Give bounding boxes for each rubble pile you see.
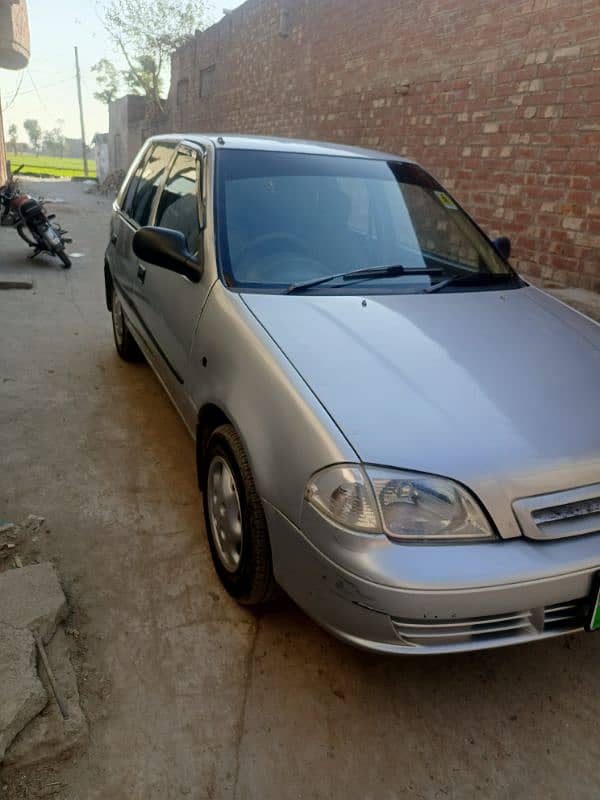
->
[97,170,125,196]
[0,518,87,770]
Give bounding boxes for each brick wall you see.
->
[162,0,599,288]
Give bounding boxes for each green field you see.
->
[5,152,97,178]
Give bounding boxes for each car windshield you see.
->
[215,149,517,294]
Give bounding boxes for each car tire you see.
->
[202,424,275,605]
[111,287,143,362]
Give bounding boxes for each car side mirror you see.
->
[492,235,511,261]
[133,226,202,283]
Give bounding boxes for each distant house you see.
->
[63,137,92,160]
[107,94,166,173]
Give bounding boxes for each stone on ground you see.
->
[0,563,67,643]
[0,623,48,762]
[0,275,34,290]
[4,628,88,768]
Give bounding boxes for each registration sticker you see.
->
[434,191,458,210]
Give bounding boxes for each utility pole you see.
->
[74,46,89,177]
[0,89,7,185]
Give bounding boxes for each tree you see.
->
[23,118,42,154]
[99,0,208,114]
[92,58,120,105]
[8,123,18,154]
[121,55,163,98]
[42,127,66,157]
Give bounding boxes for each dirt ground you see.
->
[1,180,599,800]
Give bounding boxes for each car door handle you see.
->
[111,233,118,244]
[137,264,146,284]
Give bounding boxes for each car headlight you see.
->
[305,464,496,542]
[304,465,380,532]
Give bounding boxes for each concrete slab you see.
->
[0,564,67,643]
[0,624,47,763]
[4,628,88,769]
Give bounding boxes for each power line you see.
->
[27,69,52,116]
[1,71,25,112]
[2,76,74,104]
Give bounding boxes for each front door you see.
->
[143,145,213,429]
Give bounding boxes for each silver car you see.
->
[105,134,600,654]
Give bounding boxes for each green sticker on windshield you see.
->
[435,191,458,210]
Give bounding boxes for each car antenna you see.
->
[217,136,225,145]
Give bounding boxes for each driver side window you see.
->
[128,143,175,227]
[155,150,202,256]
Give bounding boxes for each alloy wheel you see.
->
[207,455,243,573]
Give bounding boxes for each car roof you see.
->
[147,133,411,162]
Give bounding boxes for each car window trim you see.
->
[177,143,206,231]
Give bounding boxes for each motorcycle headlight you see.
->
[305,465,496,542]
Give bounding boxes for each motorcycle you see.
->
[0,166,72,269]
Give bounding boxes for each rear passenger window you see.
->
[121,157,146,217]
[129,143,175,227]
[155,151,201,254]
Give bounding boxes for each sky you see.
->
[0,0,243,144]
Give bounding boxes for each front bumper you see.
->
[264,502,600,654]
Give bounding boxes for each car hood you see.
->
[242,286,600,537]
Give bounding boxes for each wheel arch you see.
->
[196,403,233,488]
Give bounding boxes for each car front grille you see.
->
[543,600,585,631]
[532,497,600,538]
[513,483,600,540]
[391,599,585,649]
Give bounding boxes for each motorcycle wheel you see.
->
[57,248,71,269]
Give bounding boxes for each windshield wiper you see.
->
[285,264,444,294]
[425,272,520,294]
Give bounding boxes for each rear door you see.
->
[143,144,212,427]
[109,145,148,297]
[116,141,177,342]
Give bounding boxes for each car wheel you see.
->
[111,287,143,362]
[203,424,275,605]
